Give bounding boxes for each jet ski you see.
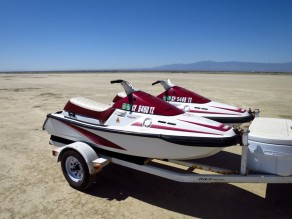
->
[43,80,240,160]
[152,79,255,126]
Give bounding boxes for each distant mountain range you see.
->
[151,61,292,72]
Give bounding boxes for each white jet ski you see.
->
[152,79,255,126]
[43,80,240,160]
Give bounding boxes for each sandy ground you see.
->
[0,73,292,219]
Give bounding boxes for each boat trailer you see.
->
[51,127,292,191]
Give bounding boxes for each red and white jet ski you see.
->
[43,80,240,160]
[152,79,255,126]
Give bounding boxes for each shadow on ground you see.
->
[84,155,292,219]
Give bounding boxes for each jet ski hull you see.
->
[44,113,239,160]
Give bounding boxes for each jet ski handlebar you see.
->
[110,80,124,84]
[151,79,174,90]
[110,79,137,95]
[152,80,164,86]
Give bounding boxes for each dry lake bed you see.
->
[1,72,292,218]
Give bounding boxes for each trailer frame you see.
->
[52,127,292,188]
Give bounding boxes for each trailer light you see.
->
[52,150,58,156]
[93,163,102,171]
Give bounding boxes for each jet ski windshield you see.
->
[113,90,184,116]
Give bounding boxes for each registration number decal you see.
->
[122,103,155,114]
[164,95,192,103]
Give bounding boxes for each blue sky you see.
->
[0,0,292,71]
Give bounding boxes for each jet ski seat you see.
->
[117,91,126,98]
[112,91,127,103]
[64,97,115,122]
[70,97,110,112]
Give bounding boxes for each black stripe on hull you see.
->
[161,134,240,147]
[205,114,254,124]
[50,135,147,165]
[50,135,74,145]
[46,113,240,148]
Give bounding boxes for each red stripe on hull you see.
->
[131,122,142,127]
[149,124,221,136]
[65,123,126,150]
[211,106,246,113]
[178,119,231,131]
[131,121,221,135]
[189,110,237,115]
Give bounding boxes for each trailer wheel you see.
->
[61,150,96,190]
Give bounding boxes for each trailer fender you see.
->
[53,142,100,175]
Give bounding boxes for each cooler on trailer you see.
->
[247,117,292,176]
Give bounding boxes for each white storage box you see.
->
[247,117,292,176]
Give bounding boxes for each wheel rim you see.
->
[65,156,84,183]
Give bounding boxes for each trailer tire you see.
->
[61,150,96,190]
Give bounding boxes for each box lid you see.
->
[248,117,292,146]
